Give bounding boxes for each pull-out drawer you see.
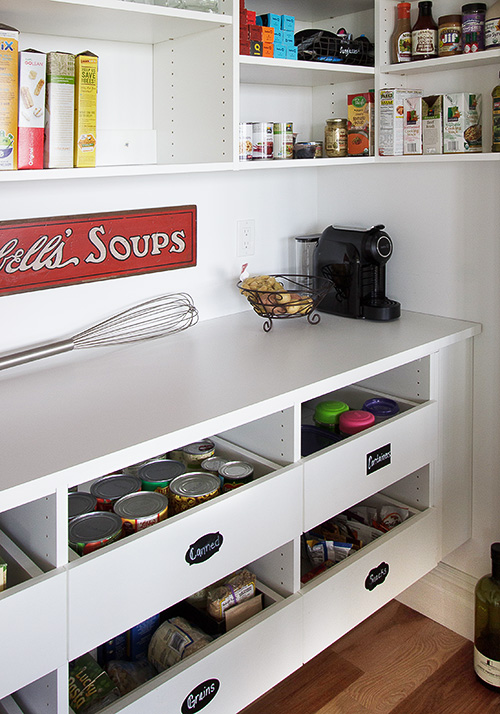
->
[99,587,303,714]
[0,565,66,700]
[303,399,437,531]
[301,501,439,663]
[68,442,301,658]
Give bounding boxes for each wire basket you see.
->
[295,29,375,66]
[238,274,332,332]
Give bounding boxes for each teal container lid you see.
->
[314,400,350,425]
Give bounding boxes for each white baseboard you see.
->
[396,562,476,641]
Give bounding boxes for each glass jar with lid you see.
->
[325,118,347,157]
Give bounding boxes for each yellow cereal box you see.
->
[0,24,19,170]
[74,51,98,168]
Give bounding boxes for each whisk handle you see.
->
[0,339,75,371]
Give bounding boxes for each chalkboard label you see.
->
[185,532,223,565]
[366,443,391,475]
[365,562,389,591]
[181,679,220,714]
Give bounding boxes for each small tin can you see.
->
[114,491,169,535]
[201,456,228,487]
[239,122,253,161]
[90,473,141,511]
[122,453,167,478]
[69,511,123,555]
[219,460,254,491]
[272,122,294,159]
[325,118,347,157]
[252,121,273,160]
[68,491,97,521]
[139,458,186,495]
[181,440,216,469]
[168,472,220,515]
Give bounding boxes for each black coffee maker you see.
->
[314,224,401,320]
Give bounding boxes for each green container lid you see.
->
[314,400,350,426]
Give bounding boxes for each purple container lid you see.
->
[362,397,400,418]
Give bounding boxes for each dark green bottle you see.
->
[474,542,500,690]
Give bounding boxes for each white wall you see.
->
[317,160,500,580]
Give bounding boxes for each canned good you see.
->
[122,453,167,478]
[114,491,169,534]
[239,122,253,161]
[90,473,141,511]
[219,460,254,491]
[293,141,323,159]
[181,439,216,468]
[325,118,347,157]
[69,511,123,555]
[139,458,186,495]
[252,122,273,160]
[68,491,97,520]
[201,456,228,487]
[168,472,220,515]
[272,122,293,159]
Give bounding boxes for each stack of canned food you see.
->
[239,121,325,161]
[68,439,256,555]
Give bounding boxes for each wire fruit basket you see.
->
[238,274,332,332]
[294,29,375,66]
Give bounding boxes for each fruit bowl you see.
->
[238,274,332,332]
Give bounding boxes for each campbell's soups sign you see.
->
[0,205,197,295]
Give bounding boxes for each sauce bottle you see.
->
[485,0,500,48]
[391,2,412,63]
[492,73,500,152]
[411,1,438,60]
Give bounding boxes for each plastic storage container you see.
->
[313,400,350,431]
[339,409,375,436]
[362,397,400,422]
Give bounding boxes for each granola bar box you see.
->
[44,51,75,168]
[18,49,46,169]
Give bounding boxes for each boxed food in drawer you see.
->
[301,493,439,662]
[302,386,437,531]
[67,440,301,658]
[73,581,302,714]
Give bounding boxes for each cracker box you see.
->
[379,88,423,156]
[44,51,75,168]
[403,96,422,154]
[422,95,443,155]
[0,23,19,170]
[443,93,482,153]
[347,91,374,156]
[18,49,46,170]
[74,51,98,168]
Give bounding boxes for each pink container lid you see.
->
[339,409,375,435]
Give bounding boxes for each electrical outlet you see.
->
[237,219,255,256]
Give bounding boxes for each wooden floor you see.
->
[239,600,500,714]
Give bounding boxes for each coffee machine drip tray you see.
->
[314,224,401,321]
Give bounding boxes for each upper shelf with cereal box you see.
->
[0,0,232,44]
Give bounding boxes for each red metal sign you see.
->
[0,205,197,296]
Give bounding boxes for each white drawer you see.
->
[0,569,67,699]
[68,462,301,658]
[303,401,437,531]
[100,590,303,714]
[301,504,439,662]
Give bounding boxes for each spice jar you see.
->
[324,118,347,157]
[462,3,486,53]
[438,14,462,55]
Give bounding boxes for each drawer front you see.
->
[0,570,67,699]
[303,402,437,531]
[103,594,303,714]
[302,507,439,662]
[68,465,301,658]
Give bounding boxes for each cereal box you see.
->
[0,23,19,170]
[443,93,482,153]
[347,91,374,156]
[403,96,422,155]
[379,88,423,156]
[18,49,46,170]
[0,556,6,591]
[74,51,98,168]
[422,95,443,155]
[44,51,75,169]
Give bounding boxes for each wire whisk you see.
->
[0,293,199,371]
